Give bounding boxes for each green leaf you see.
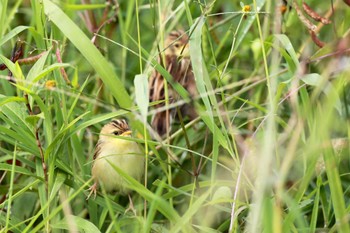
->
[49,173,66,200]
[107,161,181,223]
[0,26,29,46]
[190,17,212,114]
[274,34,299,72]
[323,148,350,232]
[134,74,149,120]
[25,113,44,127]
[51,215,101,233]
[44,111,90,161]
[63,3,106,11]
[43,0,132,109]
[300,73,321,86]
[190,17,232,154]
[32,63,71,84]
[301,73,342,114]
[0,164,42,180]
[0,94,34,135]
[0,54,24,80]
[0,96,26,107]
[26,51,50,87]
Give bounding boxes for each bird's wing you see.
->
[149,57,175,103]
[93,140,102,161]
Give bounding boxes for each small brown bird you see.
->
[87,119,144,206]
[149,30,197,136]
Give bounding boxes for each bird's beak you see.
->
[121,130,132,136]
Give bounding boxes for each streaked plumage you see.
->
[87,119,144,199]
[149,30,197,136]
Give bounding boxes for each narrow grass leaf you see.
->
[32,63,71,84]
[49,173,66,199]
[310,176,321,233]
[145,178,166,233]
[26,179,92,233]
[0,0,8,36]
[190,17,235,160]
[0,214,25,233]
[323,148,350,232]
[43,0,132,109]
[0,26,29,46]
[63,3,106,10]
[0,96,26,106]
[0,164,41,179]
[44,111,90,161]
[5,144,17,231]
[26,51,50,85]
[190,17,212,113]
[274,34,299,72]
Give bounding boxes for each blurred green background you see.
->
[1,0,350,232]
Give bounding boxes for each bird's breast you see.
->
[92,140,144,194]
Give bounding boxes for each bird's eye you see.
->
[113,131,120,136]
[174,43,181,48]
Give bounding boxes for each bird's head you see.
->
[164,30,190,58]
[100,119,132,140]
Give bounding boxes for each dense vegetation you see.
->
[1,0,350,232]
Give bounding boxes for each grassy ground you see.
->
[1,0,350,232]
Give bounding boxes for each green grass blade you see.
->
[43,0,132,109]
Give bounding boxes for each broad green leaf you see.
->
[0,55,24,80]
[134,74,149,120]
[0,94,34,135]
[300,73,322,86]
[25,113,45,127]
[190,17,212,113]
[51,215,101,233]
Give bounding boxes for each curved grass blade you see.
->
[43,0,132,109]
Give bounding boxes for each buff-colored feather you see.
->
[87,119,144,199]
